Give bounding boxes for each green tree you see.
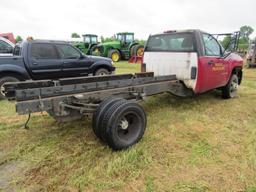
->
[15,35,23,42]
[238,25,254,49]
[71,33,80,38]
[220,36,231,49]
[240,25,254,40]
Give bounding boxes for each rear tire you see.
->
[108,49,121,62]
[94,68,110,76]
[222,74,239,99]
[101,100,147,150]
[92,97,124,140]
[133,45,144,57]
[0,76,19,100]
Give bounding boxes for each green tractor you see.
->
[92,32,144,62]
[74,34,98,55]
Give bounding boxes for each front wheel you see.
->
[0,76,20,100]
[108,49,121,62]
[221,74,239,99]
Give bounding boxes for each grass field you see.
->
[0,61,256,191]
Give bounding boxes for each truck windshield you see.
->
[145,33,195,52]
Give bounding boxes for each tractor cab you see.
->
[116,32,134,48]
[74,34,98,55]
[83,34,98,45]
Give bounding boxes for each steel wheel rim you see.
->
[230,78,238,97]
[116,112,142,143]
[98,71,107,76]
[112,53,119,62]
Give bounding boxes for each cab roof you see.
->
[82,34,98,37]
[117,32,134,35]
[152,29,206,36]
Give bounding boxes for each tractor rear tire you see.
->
[108,49,121,62]
[100,100,147,150]
[133,45,144,57]
[0,76,20,100]
[221,74,239,99]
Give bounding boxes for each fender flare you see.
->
[89,61,114,74]
[0,64,30,80]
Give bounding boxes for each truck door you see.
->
[28,43,62,79]
[199,33,228,92]
[56,44,92,77]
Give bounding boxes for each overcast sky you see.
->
[1,0,255,40]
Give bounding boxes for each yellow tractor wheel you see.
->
[108,50,121,62]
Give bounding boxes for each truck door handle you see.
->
[208,61,215,65]
[32,62,38,65]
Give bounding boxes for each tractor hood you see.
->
[98,41,120,46]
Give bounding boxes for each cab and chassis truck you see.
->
[3,30,243,150]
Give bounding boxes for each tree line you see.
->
[15,25,255,49]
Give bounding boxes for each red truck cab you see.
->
[143,29,243,98]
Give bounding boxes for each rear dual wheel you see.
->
[92,98,146,150]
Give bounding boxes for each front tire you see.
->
[0,76,20,100]
[222,74,239,99]
[108,49,121,62]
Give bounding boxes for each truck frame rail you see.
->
[3,72,177,150]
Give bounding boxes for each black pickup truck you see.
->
[0,40,115,99]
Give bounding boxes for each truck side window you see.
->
[0,40,13,53]
[56,44,81,59]
[203,34,221,56]
[31,43,58,60]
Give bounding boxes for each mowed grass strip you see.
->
[0,62,255,191]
